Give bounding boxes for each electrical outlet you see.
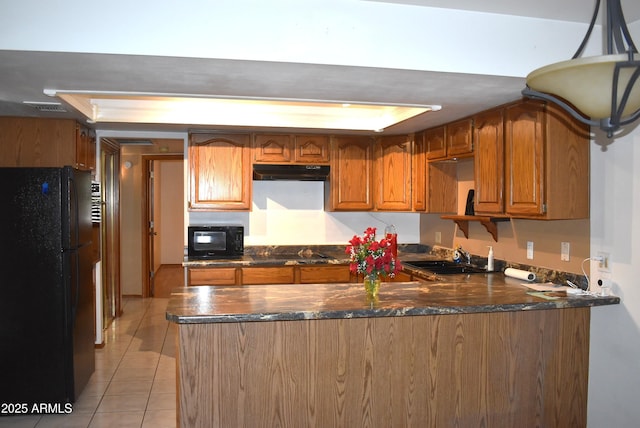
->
[561,242,570,261]
[597,251,611,272]
[435,231,442,244]
[526,241,534,260]
[590,256,613,295]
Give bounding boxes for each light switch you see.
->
[561,242,570,261]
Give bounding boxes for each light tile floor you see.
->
[0,297,176,428]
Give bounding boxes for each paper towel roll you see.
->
[504,267,536,282]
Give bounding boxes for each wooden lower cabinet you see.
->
[242,266,295,285]
[188,267,239,286]
[298,265,352,283]
[176,307,590,427]
[187,265,356,286]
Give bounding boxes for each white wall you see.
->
[588,124,640,426]
[189,180,421,246]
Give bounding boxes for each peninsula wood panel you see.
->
[176,308,590,427]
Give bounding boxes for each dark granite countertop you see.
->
[182,244,434,267]
[166,274,620,324]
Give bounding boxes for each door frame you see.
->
[141,154,183,298]
[99,138,122,322]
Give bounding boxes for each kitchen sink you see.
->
[403,260,486,274]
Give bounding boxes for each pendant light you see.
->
[522,0,640,138]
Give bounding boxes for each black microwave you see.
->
[187,225,244,259]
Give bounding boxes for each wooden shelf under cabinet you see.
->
[441,215,510,242]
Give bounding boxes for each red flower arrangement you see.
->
[345,227,402,279]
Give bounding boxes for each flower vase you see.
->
[364,275,381,299]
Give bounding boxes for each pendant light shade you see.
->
[523,0,640,138]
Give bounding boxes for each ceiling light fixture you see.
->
[522,0,640,138]
[45,90,441,132]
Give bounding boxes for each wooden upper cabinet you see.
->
[0,117,95,169]
[446,118,474,158]
[253,134,292,163]
[473,108,505,214]
[425,126,446,160]
[412,131,427,211]
[504,100,589,219]
[427,162,457,213]
[189,133,252,211]
[374,135,412,211]
[253,133,329,164]
[294,135,329,164]
[75,123,96,170]
[327,135,374,211]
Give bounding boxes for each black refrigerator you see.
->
[0,166,95,409]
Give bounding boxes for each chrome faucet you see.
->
[454,246,471,264]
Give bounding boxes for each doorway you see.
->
[142,154,184,297]
[100,138,122,325]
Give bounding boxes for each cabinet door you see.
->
[189,133,251,210]
[446,118,474,157]
[327,136,374,211]
[0,117,76,167]
[253,134,292,163]
[74,124,96,170]
[473,109,504,214]
[385,271,412,282]
[412,131,427,211]
[294,135,329,164]
[188,267,239,286]
[425,126,446,160]
[299,265,353,283]
[374,135,412,211]
[504,101,545,216]
[241,266,295,285]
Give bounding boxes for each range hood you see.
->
[252,164,330,181]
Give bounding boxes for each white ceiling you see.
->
[1,1,639,135]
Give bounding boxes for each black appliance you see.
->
[188,225,244,259]
[0,166,95,410]
[252,164,330,181]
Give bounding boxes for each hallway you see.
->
[0,297,176,428]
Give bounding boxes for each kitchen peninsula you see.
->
[166,273,618,427]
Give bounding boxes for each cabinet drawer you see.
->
[299,265,352,283]
[242,266,295,285]
[386,271,412,282]
[188,267,238,286]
